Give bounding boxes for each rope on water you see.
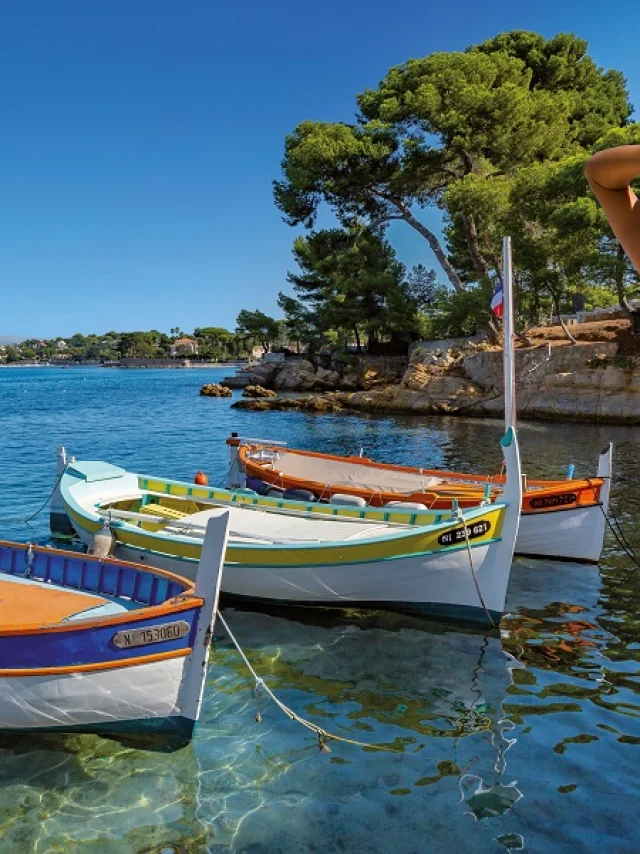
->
[0,465,68,526]
[456,509,497,629]
[217,613,404,754]
[608,504,639,563]
[598,501,640,569]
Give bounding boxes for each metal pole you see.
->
[502,237,516,432]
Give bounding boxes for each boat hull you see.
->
[519,504,607,563]
[71,530,509,626]
[0,656,196,737]
[0,521,229,738]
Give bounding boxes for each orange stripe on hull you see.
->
[0,647,191,678]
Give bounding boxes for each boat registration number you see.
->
[112,621,190,650]
[529,493,577,510]
[438,520,491,546]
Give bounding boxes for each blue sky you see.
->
[1,0,638,338]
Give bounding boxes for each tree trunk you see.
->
[614,243,640,334]
[397,207,466,293]
[461,214,491,279]
[486,319,502,345]
[353,326,361,353]
[549,289,577,344]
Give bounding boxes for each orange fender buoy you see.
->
[194,471,208,486]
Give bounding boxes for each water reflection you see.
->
[0,606,523,852]
[2,369,640,850]
[191,607,524,849]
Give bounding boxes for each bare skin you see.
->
[584,145,640,273]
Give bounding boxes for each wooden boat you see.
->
[234,439,612,563]
[233,238,612,565]
[56,428,522,625]
[0,513,229,738]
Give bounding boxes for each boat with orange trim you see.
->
[233,437,612,563]
[231,237,612,565]
[0,512,228,739]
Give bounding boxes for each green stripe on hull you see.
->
[1,714,196,742]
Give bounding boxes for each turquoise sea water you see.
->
[1,365,639,853]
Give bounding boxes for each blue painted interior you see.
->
[0,543,188,606]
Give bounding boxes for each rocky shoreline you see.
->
[223,323,640,424]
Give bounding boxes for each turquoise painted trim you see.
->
[134,471,453,525]
[2,714,196,740]
[500,427,515,448]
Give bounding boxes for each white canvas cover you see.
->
[264,452,443,495]
[166,506,397,545]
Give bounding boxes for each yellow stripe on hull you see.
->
[65,500,505,568]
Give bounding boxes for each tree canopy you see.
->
[274,30,634,337]
[284,226,419,351]
[236,309,281,352]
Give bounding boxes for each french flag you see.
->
[491,277,504,318]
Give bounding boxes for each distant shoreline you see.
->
[0,361,248,370]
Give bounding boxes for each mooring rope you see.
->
[607,504,639,563]
[456,509,497,629]
[0,465,68,526]
[598,502,640,569]
[217,612,405,754]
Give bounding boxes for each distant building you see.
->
[56,340,68,350]
[170,337,198,357]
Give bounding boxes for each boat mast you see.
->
[502,236,516,432]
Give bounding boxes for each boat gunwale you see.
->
[239,443,605,506]
[63,479,508,554]
[0,540,203,636]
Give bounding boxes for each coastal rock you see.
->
[242,384,277,398]
[246,363,279,387]
[313,366,341,389]
[199,383,232,397]
[232,393,344,413]
[221,333,640,423]
[273,359,317,391]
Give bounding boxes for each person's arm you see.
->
[584,145,640,272]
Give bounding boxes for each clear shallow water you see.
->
[0,366,639,852]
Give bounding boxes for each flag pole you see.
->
[502,236,516,432]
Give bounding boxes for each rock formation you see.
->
[200,383,233,397]
[242,385,277,398]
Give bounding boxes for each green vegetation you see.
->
[281,226,422,352]
[0,329,257,364]
[269,30,639,342]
